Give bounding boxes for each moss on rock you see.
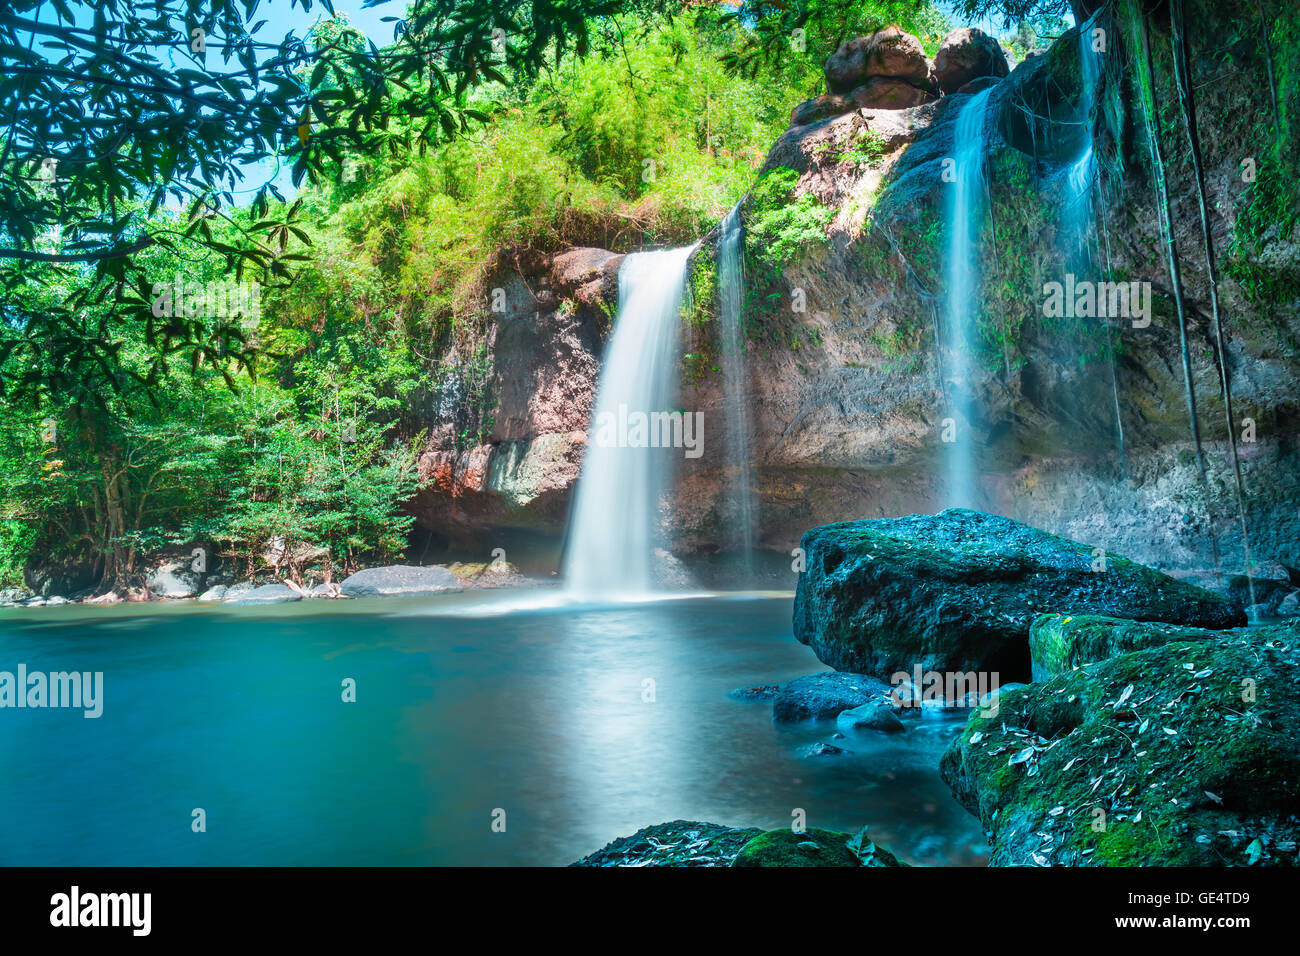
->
[941,621,1300,866]
[732,826,907,867]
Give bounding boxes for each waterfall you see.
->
[564,245,695,599]
[718,203,757,570]
[1063,17,1102,265]
[942,86,992,510]
[1061,16,1127,474]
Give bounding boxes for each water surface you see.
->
[0,592,986,866]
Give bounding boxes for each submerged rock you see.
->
[727,683,783,701]
[733,827,907,867]
[940,622,1300,866]
[836,701,906,733]
[799,741,851,758]
[338,565,460,598]
[571,820,761,867]
[772,672,894,722]
[793,509,1245,679]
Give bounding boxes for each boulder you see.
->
[1228,562,1297,615]
[836,701,906,733]
[846,76,936,110]
[222,584,302,605]
[1279,591,1300,617]
[933,27,1010,94]
[825,27,930,94]
[145,559,201,598]
[447,560,529,589]
[571,821,762,867]
[549,247,624,314]
[940,622,1300,866]
[790,93,851,127]
[793,509,1245,680]
[1030,613,1225,680]
[197,585,228,602]
[733,827,907,867]
[799,741,850,757]
[338,565,460,598]
[772,671,894,722]
[0,586,33,605]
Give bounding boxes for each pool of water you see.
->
[0,591,987,866]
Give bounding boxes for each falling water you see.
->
[942,86,993,510]
[718,204,757,571]
[564,245,695,599]
[1062,16,1102,264]
[1061,15,1126,474]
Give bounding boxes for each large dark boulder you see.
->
[933,27,1010,94]
[825,27,930,94]
[941,622,1300,865]
[793,509,1245,679]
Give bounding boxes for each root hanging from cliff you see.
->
[1129,1,1223,584]
[1170,0,1257,604]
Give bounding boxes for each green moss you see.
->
[732,826,906,867]
[945,624,1300,866]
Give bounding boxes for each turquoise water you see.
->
[0,591,987,866]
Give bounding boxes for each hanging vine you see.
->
[1169,0,1257,602]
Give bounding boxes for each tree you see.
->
[0,0,628,403]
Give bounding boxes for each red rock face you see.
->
[406,249,618,544]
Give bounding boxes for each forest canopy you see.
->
[0,0,1024,590]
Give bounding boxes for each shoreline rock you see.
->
[940,621,1300,866]
[571,820,908,867]
[793,509,1246,680]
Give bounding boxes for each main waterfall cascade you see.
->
[942,86,993,510]
[564,245,696,599]
[718,204,758,567]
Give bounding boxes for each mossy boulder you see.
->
[1030,613,1226,680]
[793,509,1244,679]
[940,622,1300,866]
[732,827,907,867]
[571,821,761,867]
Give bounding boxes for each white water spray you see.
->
[943,86,992,509]
[564,245,695,599]
[718,204,757,568]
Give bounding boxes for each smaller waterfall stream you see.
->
[564,245,695,599]
[943,86,993,510]
[718,204,757,570]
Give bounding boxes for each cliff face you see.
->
[410,1,1300,585]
